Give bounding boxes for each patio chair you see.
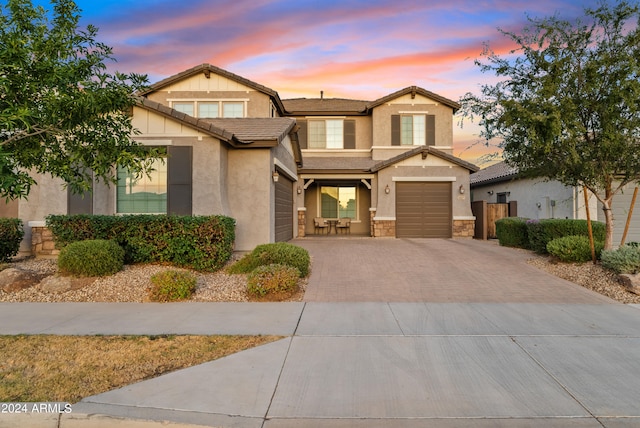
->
[336,217,351,234]
[314,217,329,235]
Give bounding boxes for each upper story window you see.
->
[401,115,426,146]
[198,102,219,118]
[173,102,194,116]
[299,119,355,150]
[391,114,435,146]
[170,100,245,118]
[222,102,244,118]
[309,119,343,149]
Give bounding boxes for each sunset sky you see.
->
[33,0,605,165]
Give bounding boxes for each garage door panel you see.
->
[275,177,293,242]
[396,182,452,238]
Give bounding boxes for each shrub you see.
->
[546,235,603,263]
[0,218,24,262]
[495,217,529,248]
[228,242,310,277]
[148,270,197,302]
[601,244,640,274]
[527,219,605,254]
[46,214,235,272]
[58,239,124,277]
[246,264,300,298]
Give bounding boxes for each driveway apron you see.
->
[294,237,612,303]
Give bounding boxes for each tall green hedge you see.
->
[0,218,24,262]
[526,219,605,254]
[46,215,235,272]
[495,217,529,248]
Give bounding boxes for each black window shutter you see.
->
[167,146,192,215]
[67,169,93,214]
[391,115,400,146]
[426,115,435,146]
[297,120,307,149]
[344,120,356,149]
[67,188,93,214]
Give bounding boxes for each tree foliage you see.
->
[460,1,640,249]
[0,0,157,200]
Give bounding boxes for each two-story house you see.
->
[6,64,478,255]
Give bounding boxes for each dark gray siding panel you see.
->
[275,175,293,242]
[167,146,193,215]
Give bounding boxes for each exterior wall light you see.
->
[272,171,279,182]
[297,186,302,194]
[487,190,494,195]
[385,184,390,194]
[459,185,465,194]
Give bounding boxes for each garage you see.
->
[396,181,452,238]
[274,175,294,242]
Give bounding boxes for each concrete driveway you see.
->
[294,237,612,303]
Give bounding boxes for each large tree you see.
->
[0,0,156,200]
[460,1,640,250]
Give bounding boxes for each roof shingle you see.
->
[470,161,519,186]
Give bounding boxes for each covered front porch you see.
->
[297,176,373,237]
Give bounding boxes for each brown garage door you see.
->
[396,182,452,238]
[275,176,293,242]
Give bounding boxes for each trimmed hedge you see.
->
[46,214,235,272]
[601,245,640,274]
[227,242,310,277]
[495,217,529,248]
[58,239,124,277]
[0,218,24,262]
[526,219,605,254]
[546,235,603,263]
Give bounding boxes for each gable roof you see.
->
[370,146,478,173]
[470,161,519,186]
[138,63,287,115]
[135,97,302,166]
[366,86,461,113]
[283,86,460,116]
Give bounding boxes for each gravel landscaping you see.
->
[1,251,638,304]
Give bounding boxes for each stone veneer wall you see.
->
[453,219,475,238]
[297,208,306,238]
[30,226,59,259]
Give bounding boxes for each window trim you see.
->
[318,185,358,220]
[168,99,248,118]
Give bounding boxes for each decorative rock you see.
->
[0,268,42,292]
[38,275,96,293]
[618,273,640,296]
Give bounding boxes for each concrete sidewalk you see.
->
[2,239,640,427]
[2,302,640,427]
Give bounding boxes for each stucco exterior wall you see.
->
[371,93,454,150]
[471,178,597,221]
[598,183,640,246]
[227,149,272,251]
[14,173,68,253]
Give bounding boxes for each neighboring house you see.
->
[4,64,478,255]
[470,161,640,245]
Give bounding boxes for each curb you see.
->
[1,413,214,428]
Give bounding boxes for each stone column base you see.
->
[30,226,60,259]
[453,219,475,238]
[297,208,306,238]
